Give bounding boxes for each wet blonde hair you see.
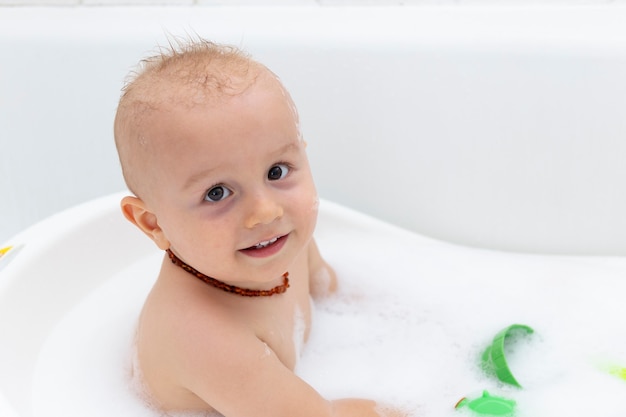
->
[114,37,263,198]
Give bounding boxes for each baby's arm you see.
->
[180,317,404,417]
[308,238,338,298]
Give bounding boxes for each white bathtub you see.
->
[2,6,626,417]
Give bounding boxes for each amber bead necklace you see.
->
[166,249,289,297]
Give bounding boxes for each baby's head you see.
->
[115,39,291,199]
[114,38,318,284]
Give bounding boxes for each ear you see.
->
[120,196,170,250]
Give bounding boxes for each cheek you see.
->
[311,194,320,213]
[292,186,319,228]
[166,222,232,271]
[307,178,319,214]
[302,177,319,216]
[157,211,213,252]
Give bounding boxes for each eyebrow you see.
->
[274,141,300,157]
[182,166,220,192]
[182,141,301,191]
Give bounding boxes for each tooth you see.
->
[254,237,278,249]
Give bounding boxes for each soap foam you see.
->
[32,204,626,417]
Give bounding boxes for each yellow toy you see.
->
[606,364,626,381]
[0,246,13,258]
[593,358,626,382]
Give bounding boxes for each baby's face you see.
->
[140,73,318,287]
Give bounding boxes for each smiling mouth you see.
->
[240,234,288,257]
[252,236,280,249]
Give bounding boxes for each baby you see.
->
[114,38,404,417]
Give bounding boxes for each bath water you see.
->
[32,203,626,417]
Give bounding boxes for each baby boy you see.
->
[114,38,404,417]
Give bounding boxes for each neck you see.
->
[165,249,289,297]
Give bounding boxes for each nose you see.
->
[244,192,284,229]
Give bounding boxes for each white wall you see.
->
[2,6,626,255]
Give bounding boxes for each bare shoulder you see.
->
[307,238,338,298]
[135,268,246,410]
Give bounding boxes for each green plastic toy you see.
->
[481,324,534,388]
[455,324,535,416]
[455,390,516,416]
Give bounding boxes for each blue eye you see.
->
[268,164,289,181]
[204,185,231,202]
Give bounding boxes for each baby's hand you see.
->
[373,401,413,417]
[310,262,338,298]
[330,399,409,417]
[377,406,410,417]
[308,239,338,298]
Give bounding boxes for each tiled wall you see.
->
[1,0,624,5]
